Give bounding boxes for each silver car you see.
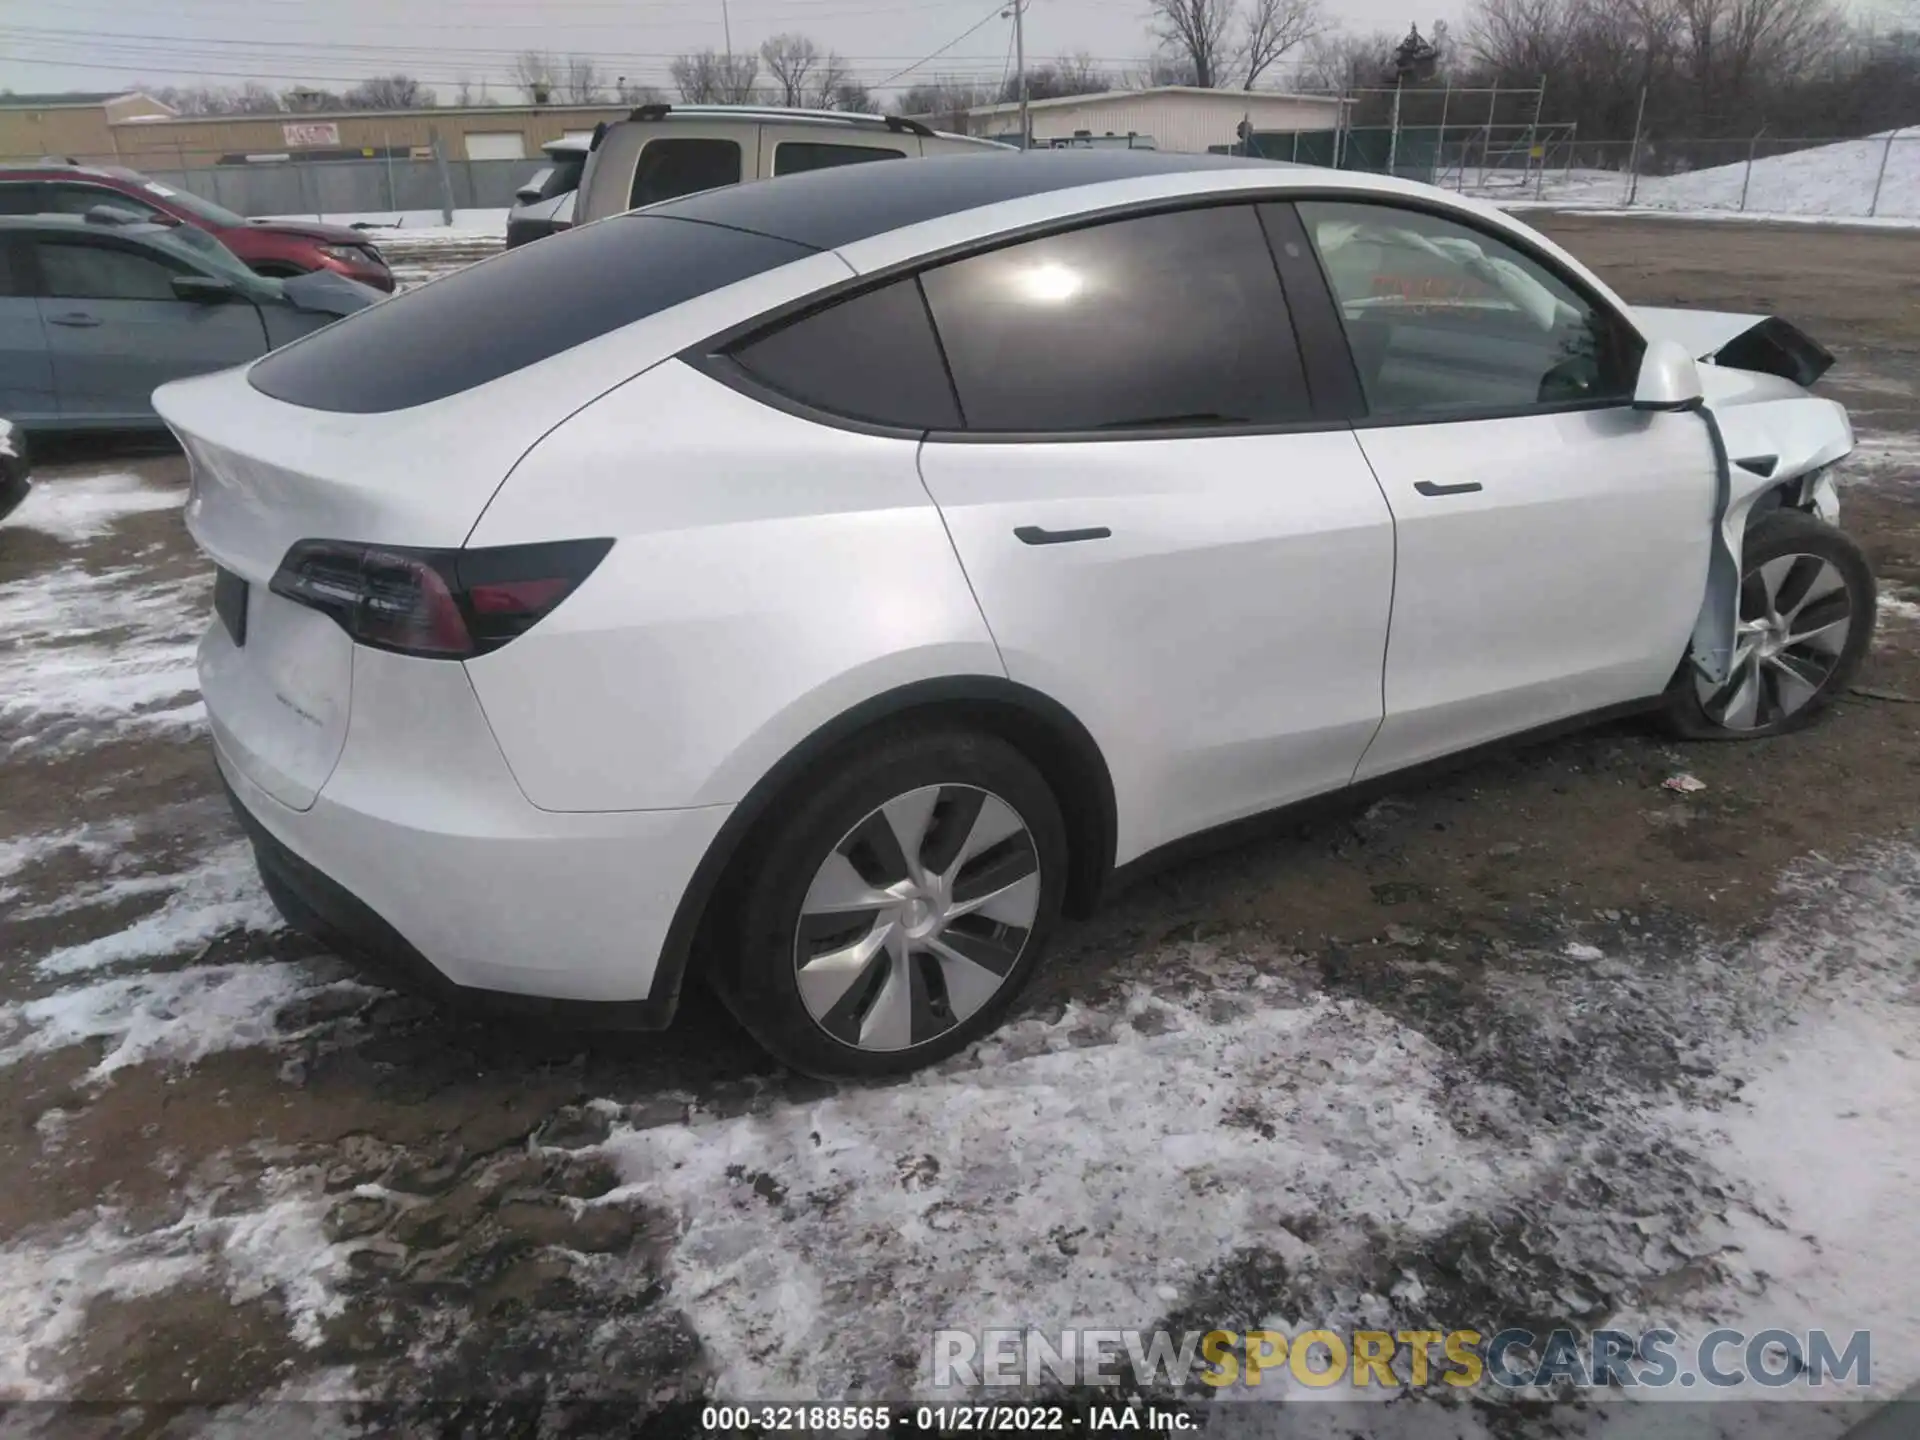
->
[0,210,380,432]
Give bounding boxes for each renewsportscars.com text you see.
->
[932,1326,1873,1392]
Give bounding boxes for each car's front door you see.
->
[912,203,1398,864]
[0,237,56,425]
[29,236,269,422]
[1290,199,1719,781]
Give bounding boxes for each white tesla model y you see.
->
[155,152,1870,1077]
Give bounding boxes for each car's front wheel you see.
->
[1668,509,1876,739]
[712,727,1067,1078]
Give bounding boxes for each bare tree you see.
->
[828,78,875,112]
[761,33,822,106]
[1294,29,1399,89]
[1148,0,1236,86]
[1239,0,1323,86]
[513,50,558,105]
[343,74,435,109]
[1020,51,1113,99]
[894,77,996,116]
[614,75,664,105]
[560,55,606,104]
[670,49,760,103]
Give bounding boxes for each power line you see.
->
[871,2,1009,88]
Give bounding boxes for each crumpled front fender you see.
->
[1689,392,1855,684]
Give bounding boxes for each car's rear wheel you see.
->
[711,727,1067,1078]
[1667,510,1875,739]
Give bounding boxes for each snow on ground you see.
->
[4,470,184,544]
[1466,129,1920,221]
[587,845,1920,1410]
[0,472,203,754]
[0,1170,352,1399]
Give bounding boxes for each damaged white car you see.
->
[156,153,1870,1077]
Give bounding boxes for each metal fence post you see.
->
[429,127,456,226]
[1869,128,1899,217]
[1434,80,1452,186]
[1625,83,1649,207]
[1739,125,1765,212]
[384,130,397,212]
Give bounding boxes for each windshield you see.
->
[142,180,248,229]
[153,223,281,298]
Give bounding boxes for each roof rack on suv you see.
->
[623,102,934,138]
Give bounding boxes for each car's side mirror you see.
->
[172,274,237,304]
[1632,337,1705,412]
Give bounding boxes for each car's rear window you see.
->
[248,214,814,414]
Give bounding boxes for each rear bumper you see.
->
[209,641,733,1015]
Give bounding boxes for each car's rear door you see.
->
[30,235,269,422]
[1285,198,1718,781]
[912,202,1397,865]
[0,236,56,424]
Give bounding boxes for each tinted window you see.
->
[920,204,1308,433]
[1297,200,1643,419]
[774,142,905,176]
[250,214,811,414]
[45,184,164,221]
[0,184,46,216]
[729,276,958,429]
[630,139,742,209]
[36,241,179,300]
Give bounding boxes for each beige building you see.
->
[107,104,634,166]
[963,86,1346,154]
[0,91,633,167]
[0,91,177,162]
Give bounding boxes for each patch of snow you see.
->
[1878,594,1920,623]
[1,471,183,543]
[0,821,136,883]
[0,1175,351,1399]
[600,984,1542,1400]
[0,963,364,1081]
[26,840,280,974]
[254,207,508,239]
[1564,942,1606,960]
[1471,130,1920,222]
[1842,430,1920,481]
[0,561,208,753]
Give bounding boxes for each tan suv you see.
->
[574,103,1007,224]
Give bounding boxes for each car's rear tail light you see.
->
[269,538,612,659]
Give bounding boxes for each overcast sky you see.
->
[0,0,1456,102]
[0,0,1905,103]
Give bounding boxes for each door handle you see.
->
[1413,480,1483,497]
[1015,525,1111,546]
[47,313,102,328]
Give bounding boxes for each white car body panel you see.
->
[917,431,1395,863]
[219,646,728,1001]
[464,361,1004,812]
[1352,408,1718,780]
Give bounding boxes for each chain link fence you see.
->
[1242,123,1919,221]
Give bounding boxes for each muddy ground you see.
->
[0,215,1916,1437]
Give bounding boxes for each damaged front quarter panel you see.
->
[1690,378,1855,685]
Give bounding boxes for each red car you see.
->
[0,162,395,292]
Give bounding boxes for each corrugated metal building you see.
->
[0,92,177,162]
[963,87,1346,154]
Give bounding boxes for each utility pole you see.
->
[1014,0,1029,150]
[721,0,733,61]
